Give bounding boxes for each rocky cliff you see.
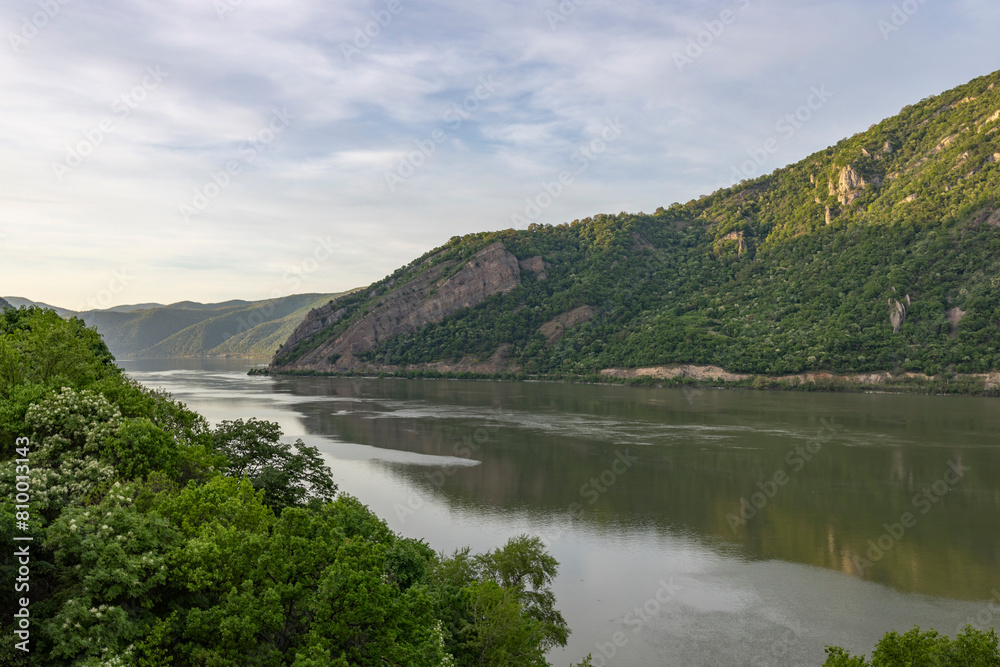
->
[272,241,521,372]
[268,69,1000,385]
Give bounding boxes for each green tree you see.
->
[823,625,1000,666]
[210,418,338,511]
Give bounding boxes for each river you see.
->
[120,358,1000,666]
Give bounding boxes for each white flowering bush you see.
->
[43,598,133,663]
[0,388,122,518]
[24,386,122,457]
[42,482,181,661]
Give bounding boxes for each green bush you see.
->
[824,625,1000,666]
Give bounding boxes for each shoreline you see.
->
[252,364,1000,397]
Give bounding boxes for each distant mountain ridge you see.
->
[5,294,347,359]
[270,68,1000,389]
[3,296,76,317]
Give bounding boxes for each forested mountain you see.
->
[2,296,76,317]
[272,69,1000,389]
[5,294,346,359]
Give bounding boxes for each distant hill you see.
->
[2,296,76,317]
[82,294,352,358]
[0,297,11,310]
[5,293,350,358]
[271,68,1000,388]
[100,303,165,313]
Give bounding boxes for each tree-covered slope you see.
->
[273,69,1000,381]
[73,293,346,358]
[137,293,346,358]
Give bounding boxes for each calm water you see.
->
[121,359,1000,666]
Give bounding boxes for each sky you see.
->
[2,0,999,310]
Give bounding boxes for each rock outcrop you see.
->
[947,307,966,339]
[273,242,521,371]
[538,305,596,344]
[274,303,350,356]
[519,255,549,280]
[716,230,746,256]
[888,295,910,333]
[835,165,867,205]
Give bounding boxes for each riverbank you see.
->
[251,364,1000,396]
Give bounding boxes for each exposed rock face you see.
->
[274,242,521,371]
[519,255,549,280]
[888,297,909,333]
[947,307,966,339]
[716,230,746,256]
[539,305,596,344]
[274,302,349,358]
[825,206,832,225]
[836,165,867,205]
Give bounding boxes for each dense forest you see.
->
[0,307,576,666]
[273,69,1000,388]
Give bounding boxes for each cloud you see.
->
[2,0,1000,307]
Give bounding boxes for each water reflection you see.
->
[122,361,1000,665]
[273,376,1000,601]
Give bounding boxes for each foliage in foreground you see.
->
[0,307,571,665]
[824,625,1000,666]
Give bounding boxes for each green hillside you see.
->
[140,294,346,358]
[6,294,347,359]
[273,69,1000,384]
[2,296,75,317]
